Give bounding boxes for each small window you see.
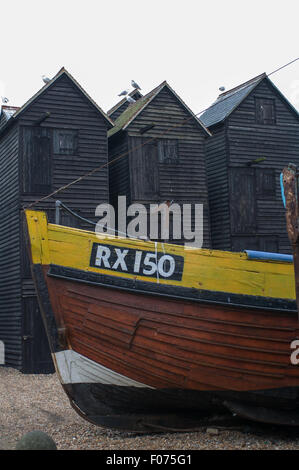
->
[53,129,78,155]
[256,168,276,199]
[256,98,276,125]
[158,139,179,164]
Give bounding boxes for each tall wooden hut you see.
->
[200,73,299,254]
[108,81,212,247]
[0,68,113,373]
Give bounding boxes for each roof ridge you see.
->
[108,81,168,137]
[108,80,210,138]
[10,67,114,128]
[217,72,266,100]
[200,73,268,127]
[108,80,166,137]
[107,89,143,117]
[132,80,166,104]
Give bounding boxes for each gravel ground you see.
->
[2,366,299,450]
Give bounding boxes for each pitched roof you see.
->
[107,89,143,117]
[1,67,114,131]
[108,81,211,138]
[0,105,19,123]
[0,105,20,131]
[200,73,267,127]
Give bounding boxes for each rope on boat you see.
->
[55,200,150,241]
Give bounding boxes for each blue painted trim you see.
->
[280,172,286,208]
[245,250,293,263]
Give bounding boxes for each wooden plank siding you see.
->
[0,71,111,372]
[204,123,231,250]
[18,74,111,307]
[19,74,109,216]
[0,125,22,369]
[227,79,299,254]
[0,113,7,131]
[108,85,211,248]
[205,77,299,254]
[108,132,131,214]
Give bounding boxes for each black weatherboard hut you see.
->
[200,73,299,254]
[108,81,212,247]
[0,68,113,373]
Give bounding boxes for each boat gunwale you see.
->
[46,263,298,315]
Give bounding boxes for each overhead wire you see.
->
[24,57,299,210]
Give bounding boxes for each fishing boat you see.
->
[24,207,299,431]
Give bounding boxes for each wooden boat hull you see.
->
[25,210,299,430]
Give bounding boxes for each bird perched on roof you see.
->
[118,90,128,97]
[126,95,136,104]
[1,96,9,104]
[42,75,51,84]
[131,80,141,90]
[219,86,225,92]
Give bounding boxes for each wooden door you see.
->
[130,137,160,200]
[23,127,52,194]
[230,168,256,234]
[22,297,54,374]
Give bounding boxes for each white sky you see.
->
[1,0,299,116]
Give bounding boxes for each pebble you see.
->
[206,428,219,435]
[2,366,299,450]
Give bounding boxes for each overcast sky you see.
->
[1,0,299,117]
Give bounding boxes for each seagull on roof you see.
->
[1,96,9,104]
[126,95,136,104]
[118,90,128,97]
[42,75,51,84]
[131,80,141,90]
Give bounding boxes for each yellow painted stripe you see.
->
[25,210,295,300]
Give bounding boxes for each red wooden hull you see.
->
[32,263,299,430]
[46,272,299,392]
